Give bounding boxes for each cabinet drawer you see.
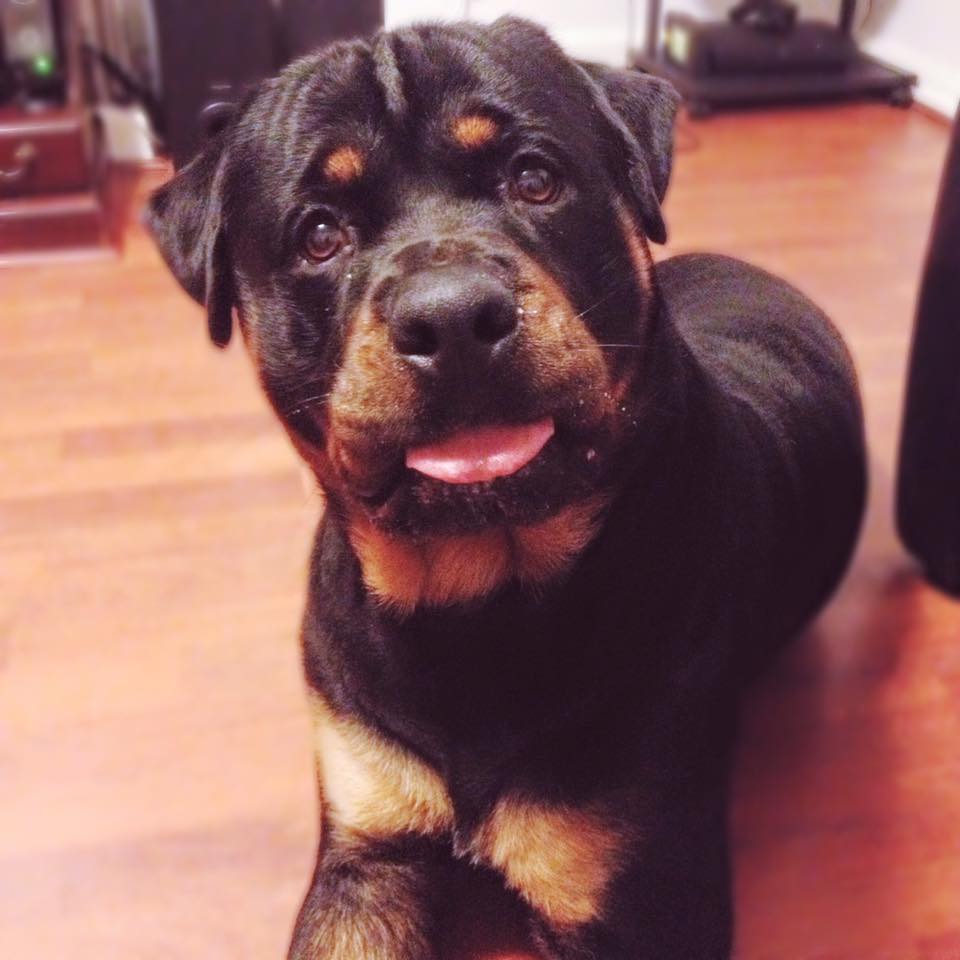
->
[0,114,89,198]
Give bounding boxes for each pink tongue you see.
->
[405,418,555,485]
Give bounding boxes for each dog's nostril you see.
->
[473,303,518,346]
[394,319,439,357]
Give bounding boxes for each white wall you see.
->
[384,0,469,27]
[384,0,634,64]
[860,0,960,117]
[385,0,960,116]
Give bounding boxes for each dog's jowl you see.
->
[147,17,866,960]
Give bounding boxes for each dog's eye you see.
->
[303,217,348,263]
[512,163,560,205]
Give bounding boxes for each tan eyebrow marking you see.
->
[451,114,500,151]
[323,145,365,184]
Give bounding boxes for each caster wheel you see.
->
[889,86,914,108]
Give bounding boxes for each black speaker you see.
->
[152,0,278,168]
[278,0,382,60]
[896,109,960,596]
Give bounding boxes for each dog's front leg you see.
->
[472,778,733,960]
[288,835,440,960]
[289,692,455,959]
[528,820,734,960]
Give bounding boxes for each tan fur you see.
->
[512,495,606,582]
[616,202,655,296]
[330,303,420,425]
[451,114,499,150]
[513,255,616,429]
[308,692,455,839]
[293,852,435,960]
[348,496,606,615]
[324,145,365,185]
[300,909,431,960]
[470,794,631,927]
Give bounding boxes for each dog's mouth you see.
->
[404,418,555,485]
[331,409,614,536]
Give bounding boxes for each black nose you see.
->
[388,264,519,375]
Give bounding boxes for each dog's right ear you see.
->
[146,143,235,347]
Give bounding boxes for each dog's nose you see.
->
[388,265,518,374]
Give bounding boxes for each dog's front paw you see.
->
[288,854,438,960]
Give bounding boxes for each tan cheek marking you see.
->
[324,145,365,184]
[331,304,419,424]
[309,692,455,839]
[513,496,607,583]
[471,795,631,928]
[451,114,499,150]
[348,517,429,616]
[515,256,613,424]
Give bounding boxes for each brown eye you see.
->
[303,218,347,263]
[513,164,560,204]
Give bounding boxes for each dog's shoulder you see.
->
[656,253,861,426]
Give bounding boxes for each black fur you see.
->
[147,17,866,960]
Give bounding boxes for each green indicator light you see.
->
[32,54,55,77]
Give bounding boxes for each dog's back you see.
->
[658,253,866,664]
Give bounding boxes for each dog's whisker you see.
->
[571,274,640,321]
[282,393,331,418]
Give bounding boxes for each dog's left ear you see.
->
[578,64,680,244]
[145,142,235,347]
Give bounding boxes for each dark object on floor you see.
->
[632,0,915,117]
[151,0,383,168]
[897,110,960,598]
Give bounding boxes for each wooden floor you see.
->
[2,104,958,959]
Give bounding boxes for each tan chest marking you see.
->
[308,693,454,840]
[348,496,606,615]
[470,794,632,928]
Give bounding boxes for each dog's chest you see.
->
[309,692,631,927]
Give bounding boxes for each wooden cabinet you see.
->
[0,109,90,197]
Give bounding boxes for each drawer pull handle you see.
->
[0,142,38,183]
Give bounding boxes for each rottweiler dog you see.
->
[147,16,866,960]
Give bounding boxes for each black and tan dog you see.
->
[147,16,866,960]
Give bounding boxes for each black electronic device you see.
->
[151,0,385,168]
[278,0,382,61]
[632,0,916,117]
[151,0,278,168]
[0,0,66,103]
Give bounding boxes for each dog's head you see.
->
[148,18,678,606]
